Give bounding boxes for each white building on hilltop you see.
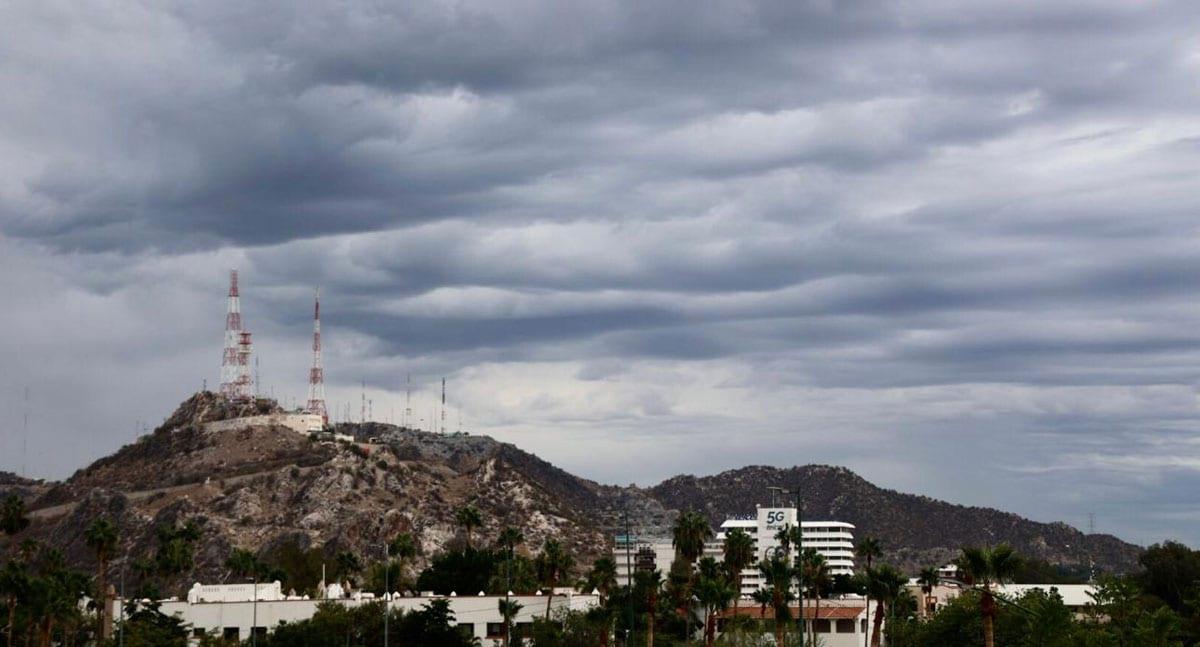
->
[614,507,856,596]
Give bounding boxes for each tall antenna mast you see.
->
[305,288,328,424]
[441,378,446,435]
[22,386,28,478]
[361,380,366,424]
[220,270,254,401]
[404,374,412,429]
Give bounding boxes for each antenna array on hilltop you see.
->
[219,270,254,401]
[305,288,328,424]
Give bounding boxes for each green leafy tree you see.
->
[958,544,1022,647]
[417,546,498,595]
[582,557,618,604]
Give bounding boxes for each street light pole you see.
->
[768,485,804,647]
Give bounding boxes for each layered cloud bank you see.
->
[3,0,1200,544]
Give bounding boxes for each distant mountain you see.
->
[648,465,1141,573]
[3,393,1142,596]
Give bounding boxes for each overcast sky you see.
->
[3,0,1200,546]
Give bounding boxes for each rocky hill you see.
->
[3,393,1143,597]
[649,465,1142,573]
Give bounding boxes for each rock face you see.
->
[5,393,1143,596]
[648,464,1142,573]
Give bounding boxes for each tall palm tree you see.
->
[672,510,712,640]
[916,566,940,617]
[758,555,796,647]
[335,550,362,589]
[83,518,118,641]
[722,528,754,617]
[1,560,29,647]
[582,558,618,647]
[751,587,772,617]
[694,558,734,647]
[800,549,829,645]
[865,564,907,647]
[633,569,663,647]
[497,598,523,647]
[855,536,882,647]
[455,506,483,549]
[496,527,524,553]
[958,544,1021,647]
[534,539,574,619]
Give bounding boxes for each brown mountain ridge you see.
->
[0,393,1141,595]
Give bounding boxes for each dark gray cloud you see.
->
[3,0,1200,546]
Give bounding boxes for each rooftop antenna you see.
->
[305,288,328,424]
[220,269,253,401]
[368,399,373,423]
[404,374,412,429]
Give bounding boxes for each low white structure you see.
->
[187,581,287,604]
[717,599,875,647]
[128,592,600,644]
[204,413,325,435]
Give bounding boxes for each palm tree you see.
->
[335,550,362,589]
[497,598,523,647]
[916,566,940,617]
[534,539,574,619]
[855,536,882,647]
[758,555,796,647]
[455,506,483,549]
[1,559,29,647]
[633,569,663,647]
[800,549,829,645]
[722,528,754,617]
[83,518,118,641]
[388,533,419,591]
[694,558,734,647]
[958,544,1021,647]
[496,527,524,553]
[0,496,30,537]
[671,510,712,640]
[865,564,907,647]
[583,557,618,603]
[751,587,772,617]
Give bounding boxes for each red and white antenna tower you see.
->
[220,270,254,401]
[306,288,328,424]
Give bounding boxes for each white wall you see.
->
[129,593,599,644]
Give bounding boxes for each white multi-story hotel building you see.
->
[614,507,856,596]
[708,507,856,595]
